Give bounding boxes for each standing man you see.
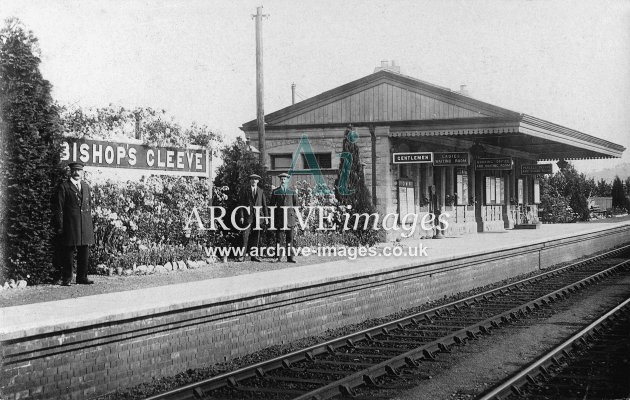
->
[53,162,95,285]
[269,172,298,263]
[238,174,268,262]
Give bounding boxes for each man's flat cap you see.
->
[68,162,84,170]
[249,174,261,179]
[277,172,290,178]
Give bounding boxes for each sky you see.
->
[2,0,629,173]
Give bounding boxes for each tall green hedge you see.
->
[0,19,65,283]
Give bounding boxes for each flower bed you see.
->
[88,175,224,274]
[86,168,383,276]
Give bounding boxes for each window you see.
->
[302,153,332,169]
[271,154,293,170]
[271,153,333,170]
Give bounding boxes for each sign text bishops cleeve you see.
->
[60,138,209,177]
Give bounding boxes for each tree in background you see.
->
[0,19,65,283]
[59,105,222,154]
[566,165,595,221]
[213,138,268,246]
[335,125,379,245]
[540,162,593,222]
[540,172,572,223]
[625,177,630,196]
[611,176,626,212]
[594,178,612,197]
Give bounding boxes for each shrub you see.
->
[0,19,65,283]
[540,162,593,223]
[334,125,380,245]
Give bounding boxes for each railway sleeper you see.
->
[354,344,415,353]
[386,332,454,341]
[229,384,306,396]
[370,337,435,346]
[339,384,356,398]
[263,375,330,386]
[331,351,392,360]
[402,324,464,332]
[287,367,347,377]
[314,359,375,368]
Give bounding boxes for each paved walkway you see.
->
[2,220,629,340]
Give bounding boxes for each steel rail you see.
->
[145,245,630,400]
[293,258,630,400]
[477,295,630,400]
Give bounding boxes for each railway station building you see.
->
[242,68,625,237]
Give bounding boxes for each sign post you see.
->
[60,138,209,177]
[474,157,513,171]
[393,152,433,164]
[520,163,553,175]
[433,152,469,166]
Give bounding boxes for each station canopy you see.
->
[242,70,625,161]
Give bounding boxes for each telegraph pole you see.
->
[252,6,269,167]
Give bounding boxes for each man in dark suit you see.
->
[53,162,95,285]
[238,174,268,262]
[269,172,299,263]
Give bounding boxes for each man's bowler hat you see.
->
[68,162,84,170]
[249,174,261,180]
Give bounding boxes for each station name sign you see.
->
[60,138,209,177]
[393,152,433,164]
[475,157,513,170]
[433,152,469,166]
[521,164,553,175]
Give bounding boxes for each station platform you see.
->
[2,220,630,400]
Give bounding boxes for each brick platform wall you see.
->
[2,224,629,399]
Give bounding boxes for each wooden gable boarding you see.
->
[243,71,519,129]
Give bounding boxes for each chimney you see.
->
[374,60,401,74]
[456,84,471,97]
[291,83,296,105]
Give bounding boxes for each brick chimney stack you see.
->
[374,60,401,74]
[456,84,471,97]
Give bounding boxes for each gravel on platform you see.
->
[0,255,345,308]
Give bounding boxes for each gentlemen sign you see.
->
[433,152,469,166]
[475,157,513,170]
[60,138,209,177]
[393,152,433,164]
[521,164,553,175]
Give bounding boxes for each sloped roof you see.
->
[242,70,522,129]
[241,70,624,160]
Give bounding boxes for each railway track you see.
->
[478,295,630,400]
[145,245,630,400]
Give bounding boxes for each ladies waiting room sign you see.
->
[60,138,210,177]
